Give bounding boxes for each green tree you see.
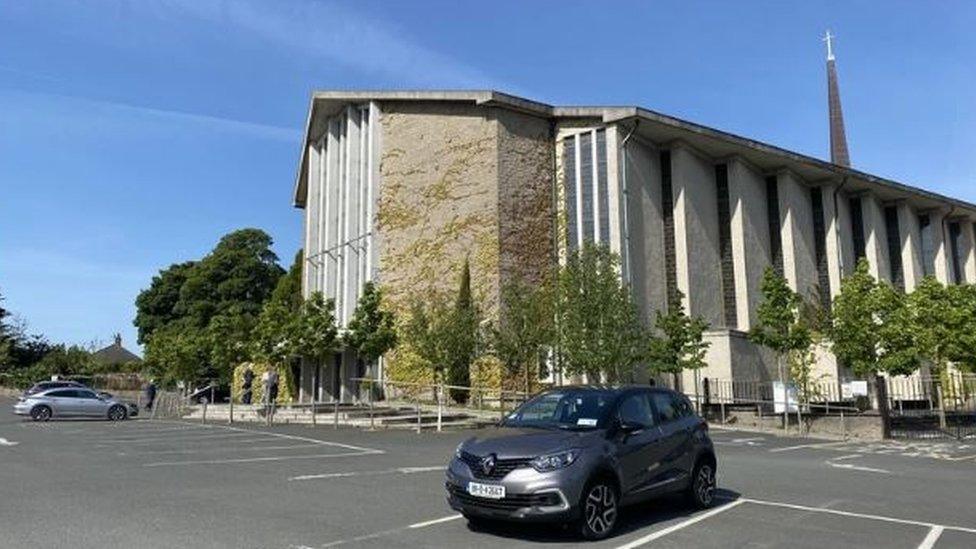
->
[344,282,397,381]
[750,267,811,384]
[0,287,10,368]
[909,276,973,373]
[402,294,453,383]
[646,290,710,391]
[292,292,339,377]
[829,260,879,376]
[557,243,647,383]
[251,250,304,366]
[492,279,555,394]
[446,259,479,403]
[143,325,208,386]
[136,229,285,384]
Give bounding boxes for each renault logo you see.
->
[480,454,496,474]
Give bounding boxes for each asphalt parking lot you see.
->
[2,395,976,548]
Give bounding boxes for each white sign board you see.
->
[841,381,868,399]
[772,381,798,414]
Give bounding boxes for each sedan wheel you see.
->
[689,462,716,508]
[31,406,52,422]
[580,482,618,540]
[108,405,127,421]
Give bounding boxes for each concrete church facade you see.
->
[292,90,976,403]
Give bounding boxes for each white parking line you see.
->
[918,525,944,549]
[121,442,324,456]
[313,514,463,548]
[615,499,746,548]
[739,497,976,534]
[142,451,376,467]
[0,437,19,446]
[408,514,462,528]
[769,441,849,453]
[288,465,444,481]
[95,432,261,445]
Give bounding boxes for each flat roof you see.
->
[293,90,976,217]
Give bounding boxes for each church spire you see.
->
[824,30,851,167]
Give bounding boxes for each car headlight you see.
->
[530,449,580,472]
[454,442,465,459]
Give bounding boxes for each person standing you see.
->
[241,367,254,405]
[144,379,157,412]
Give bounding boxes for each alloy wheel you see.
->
[584,483,617,536]
[32,407,51,421]
[109,406,126,421]
[695,464,715,506]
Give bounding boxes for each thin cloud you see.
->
[155,0,507,89]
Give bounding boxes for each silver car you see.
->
[446,386,716,540]
[13,387,137,421]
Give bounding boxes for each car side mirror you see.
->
[618,421,644,436]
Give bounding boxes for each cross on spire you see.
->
[823,30,835,61]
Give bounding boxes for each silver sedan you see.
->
[13,387,137,421]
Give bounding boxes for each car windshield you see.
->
[502,389,615,430]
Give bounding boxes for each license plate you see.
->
[467,482,505,499]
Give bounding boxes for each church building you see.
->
[291,39,976,402]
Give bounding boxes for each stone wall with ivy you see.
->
[375,102,556,388]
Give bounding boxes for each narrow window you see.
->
[849,197,866,262]
[919,215,934,276]
[811,188,833,306]
[596,129,610,244]
[765,176,783,276]
[715,164,737,326]
[949,222,963,284]
[579,132,594,244]
[563,139,578,251]
[884,206,904,290]
[661,150,679,310]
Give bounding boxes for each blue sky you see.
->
[1,1,974,353]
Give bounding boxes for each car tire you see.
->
[579,477,619,540]
[30,405,52,422]
[687,458,717,509]
[107,405,128,422]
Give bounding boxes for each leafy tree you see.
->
[749,267,811,384]
[292,292,339,377]
[829,260,879,377]
[0,288,10,368]
[33,344,97,377]
[909,276,975,373]
[251,250,304,366]
[144,325,208,387]
[446,259,479,403]
[134,261,196,344]
[136,229,285,384]
[402,294,453,383]
[492,279,555,394]
[646,289,710,391]
[344,282,397,381]
[557,243,647,383]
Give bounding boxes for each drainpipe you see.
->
[619,120,639,287]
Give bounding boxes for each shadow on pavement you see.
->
[464,488,742,543]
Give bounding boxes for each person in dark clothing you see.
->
[241,368,254,405]
[144,380,157,411]
[265,368,280,419]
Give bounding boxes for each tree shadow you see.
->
[464,489,742,543]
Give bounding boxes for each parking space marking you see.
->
[738,497,976,534]
[311,514,463,548]
[825,454,892,475]
[142,451,377,467]
[0,437,19,446]
[164,421,384,454]
[918,526,944,549]
[288,465,444,481]
[769,441,850,453]
[615,499,746,548]
[121,442,325,456]
[95,432,262,445]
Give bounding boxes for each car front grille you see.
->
[459,451,532,480]
[447,484,561,511]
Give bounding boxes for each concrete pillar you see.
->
[670,143,723,328]
[727,158,771,330]
[820,182,845,298]
[776,171,817,298]
[960,220,976,283]
[619,135,668,324]
[859,193,891,283]
[304,143,321,298]
[926,210,952,283]
[896,202,924,291]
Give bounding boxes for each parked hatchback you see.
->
[446,386,716,540]
[13,387,138,421]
